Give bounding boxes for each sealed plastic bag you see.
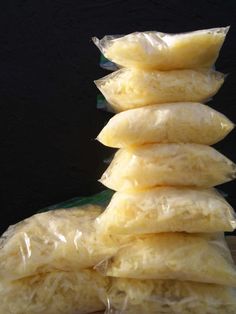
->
[95,68,224,112]
[93,27,229,70]
[105,278,236,314]
[100,144,236,191]
[98,233,236,287]
[0,204,120,281]
[96,187,236,234]
[0,270,108,314]
[98,103,234,147]
[97,103,234,148]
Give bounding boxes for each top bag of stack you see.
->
[93,27,229,70]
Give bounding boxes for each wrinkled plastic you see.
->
[99,53,118,71]
[105,278,236,314]
[97,103,234,147]
[93,27,229,70]
[38,189,114,213]
[96,187,236,234]
[95,68,224,112]
[0,204,121,281]
[0,270,108,314]
[100,144,236,191]
[97,233,236,287]
[97,94,115,113]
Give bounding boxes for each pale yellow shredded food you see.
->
[0,205,121,281]
[106,278,236,314]
[96,187,236,234]
[0,270,108,314]
[100,144,236,191]
[93,27,229,70]
[97,103,234,147]
[101,233,236,287]
[95,68,224,112]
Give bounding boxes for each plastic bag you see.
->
[0,270,108,314]
[0,204,120,281]
[98,233,236,287]
[100,144,236,191]
[99,53,118,71]
[93,27,229,70]
[105,278,236,314]
[95,68,224,112]
[96,187,236,234]
[97,102,234,147]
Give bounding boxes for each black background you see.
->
[0,0,235,234]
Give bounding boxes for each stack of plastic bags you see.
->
[1,28,236,314]
[93,27,236,313]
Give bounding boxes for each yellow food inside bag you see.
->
[101,233,236,287]
[106,278,236,314]
[0,270,108,314]
[0,205,121,281]
[96,187,236,234]
[95,68,224,112]
[98,103,234,147]
[100,144,236,191]
[93,27,229,70]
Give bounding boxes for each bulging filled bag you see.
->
[100,144,236,191]
[105,278,236,314]
[98,233,236,287]
[93,27,229,70]
[95,68,224,112]
[0,205,121,281]
[0,270,108,314]
[98,103,234,147]
[96,187,236,234]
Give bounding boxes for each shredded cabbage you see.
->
[96,187,236,234]
[93,27,229,70]
[100,233,236,287]
[106,278,236,314]
[0,270,108,314]
[97,103,234,147]
[100,144,236,191]
[0,205,121,281]
[95,68,224,112]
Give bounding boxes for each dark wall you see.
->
[0,0,236,234]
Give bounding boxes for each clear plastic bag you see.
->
[97,233,236,287]
[0,204,120,281]
[95,68,224,112]
[0,269,108,314]
[100,144,236,191]
[97,103,234,147]
[96,187,236,234]
[99,53,118,71]
[105,278,236,314]
[93,27,229,70]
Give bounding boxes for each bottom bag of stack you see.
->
[0,270,108,314]
[1,274,236,314]
[1,194,236,313]
[105,278,236,314]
